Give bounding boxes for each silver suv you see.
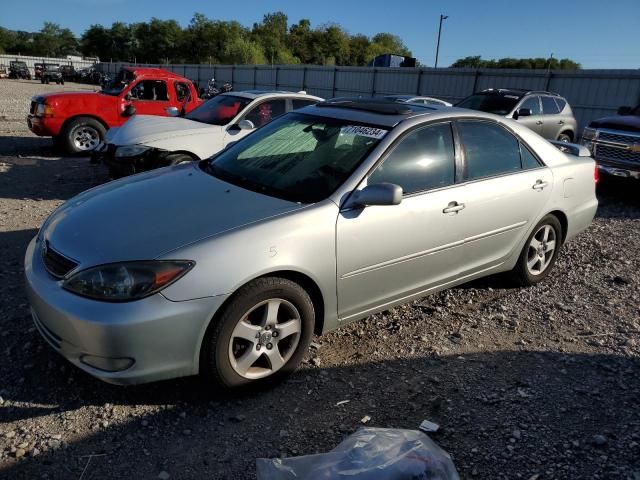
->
[457,89,577,142]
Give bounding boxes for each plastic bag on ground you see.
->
[256,427,460,480]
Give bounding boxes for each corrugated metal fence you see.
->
[1,54,97,72]
[100,62,640,131]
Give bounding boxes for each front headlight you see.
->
[115,144,151,158]
[62,260,194,302]
[581,127,597,141]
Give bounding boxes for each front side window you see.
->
[519,96,541,115]
[129,80,169,101]
[175,82,191,102]
[203,113,386,203]
[458,121,521,180]
[185,95,252,126]
[368,123,455,194]
[244,99,287,127]
[541,96,560,115]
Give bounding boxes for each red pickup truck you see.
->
[27,67,201,154]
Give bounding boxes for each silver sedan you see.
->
[25,99,598,389]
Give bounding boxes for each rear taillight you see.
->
[594,165,600,184]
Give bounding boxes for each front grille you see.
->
[42,242,78,278]
[598,131,640,144]
[595,145,640,164]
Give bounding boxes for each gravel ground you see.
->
[0,79,639,480]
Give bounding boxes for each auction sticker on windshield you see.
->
[341,125,388,140]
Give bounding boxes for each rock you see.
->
[279,430,288,437]
[512,429,521,440]
[14,448,26,458]
[5,431,16,439]
[158,471,170,480]
[229,414,246,423]
[183,429,191,435]
[311,357,321,367]
[360,415,371,424]
[592,434,607,446]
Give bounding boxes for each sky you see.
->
[1,0,639,69]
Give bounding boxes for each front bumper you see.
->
[92,143,170,178]
[27,115,62,137]
[24,236,228,385]
[596,163,640,180]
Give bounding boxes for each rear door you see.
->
[540,96,562,140]
[454,120,553,275]
[514,96,544,135]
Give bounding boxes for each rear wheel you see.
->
[200,277,315,390]
[510,214,562,286]
[557,132,572,143]
[61,117,106,154]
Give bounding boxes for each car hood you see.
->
[590,115,640,134]
[41,164,304,267]
[109,115,220,146]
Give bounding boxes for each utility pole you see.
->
[434,14,448,68]
[546,53,554,73]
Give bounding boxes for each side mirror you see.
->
[124,93,132,101]
[166,106,180,117]
[514,108,531,120]
[238,119,255,130]
[617,106,633,115]
[352,183,403,207]
[123,105,136,117]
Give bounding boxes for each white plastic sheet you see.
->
[256,428,459,480]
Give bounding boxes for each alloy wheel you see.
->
[72,126,100,151]
[228,298,302,380]
[526,224,557,275]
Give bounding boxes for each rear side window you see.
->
[458,121,521,180]
[292,99,317,110]
[368,123,455,194]
[541,96,560,115]
[175,82,191,102]
[520,143,542,169]
[554,97,567,112]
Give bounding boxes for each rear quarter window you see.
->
[554,98,567,112]
[541,96,560,115]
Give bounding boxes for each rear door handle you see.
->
[443,201,465,214]
[536,120,543,125]
[558,120,565,125]
[532,179,549,191]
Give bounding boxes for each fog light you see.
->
[80,355,134,372]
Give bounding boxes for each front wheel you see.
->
[200,277,315,390]
[510,215,562,286]
[165,153,195,166]
[61,117,106,154]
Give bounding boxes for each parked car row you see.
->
[25,94,598,389]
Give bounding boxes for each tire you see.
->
[510,214,562,286]
[60,79,65,85]
[60,117,106,154]
[200,277,315,390]
[557,132,572,143]
[41,78,45,84]
[165,153,194,166]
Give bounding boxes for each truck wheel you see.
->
[60,79,65,85]
[61,117,106,154]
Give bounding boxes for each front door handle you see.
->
[443,201,465,214]
[558,120,565,125]
[532,179,549,191]
[536,120,543,125]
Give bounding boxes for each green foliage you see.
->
[0,13,413,66]
[450,55,581,70]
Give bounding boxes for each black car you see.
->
[581,105,640,179]
[8,61,31,80]
[59,65,76,81]
[40,64,64,85]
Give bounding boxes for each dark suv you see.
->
[457,89,577,141]
[8,61,31,80]
[40,64,64,85]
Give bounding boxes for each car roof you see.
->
[221,90,323,101]
[477,88,563,98]
[122,67,190,81]
[299,98,449,127]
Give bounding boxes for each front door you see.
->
[336,122,468,321]
[514,96,544,135]
[454,120,553,274]
[122,80,172,120]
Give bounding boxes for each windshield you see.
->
[101,69,135,96]
[456,93,521,115]
[201,112,387,203]
[186,95,253,126]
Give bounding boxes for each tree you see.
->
[32,22,79,57]
[450,55,581,70]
